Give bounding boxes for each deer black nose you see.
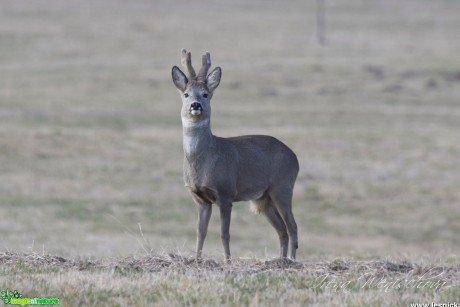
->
[190,102,202,111]
[190,102,203,116]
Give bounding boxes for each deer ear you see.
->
[206,67,221,93]
[172,66,188,91]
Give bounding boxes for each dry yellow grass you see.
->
[1,252,459,306]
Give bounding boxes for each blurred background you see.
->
[1,0,459,260]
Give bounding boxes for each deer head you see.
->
[172,49,221,123]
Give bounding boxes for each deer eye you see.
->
[203,93,208,98]
[184,93,189,98]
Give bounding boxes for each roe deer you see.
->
[171,49,299,262]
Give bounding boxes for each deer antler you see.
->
[181,48,196,80]
[197,51,211,82]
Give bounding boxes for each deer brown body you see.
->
[172,49,299,261]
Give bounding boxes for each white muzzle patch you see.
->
[189,102,203,116]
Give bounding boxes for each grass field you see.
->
[1,0,460,305]
[1,252,459,306]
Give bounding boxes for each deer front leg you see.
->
[196,202,212,261]
[218,201,232,263]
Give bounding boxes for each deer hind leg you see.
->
[269,190,298,260]
[255,197,289,258]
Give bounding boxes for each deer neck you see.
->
[182,118,215,160]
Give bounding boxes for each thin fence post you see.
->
[316,0,326,45]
